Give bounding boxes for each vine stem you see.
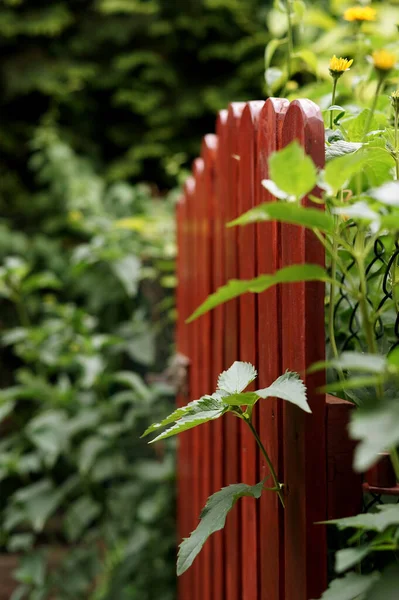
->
[357,253,377,355]
[244,416,285,508]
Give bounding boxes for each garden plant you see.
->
[145,0,399,597]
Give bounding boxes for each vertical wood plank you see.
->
[280,99,327,600]
[192,157,205,600]
[256,97,288,600]
[197,133,218,600]
[237,100,264,600]
[211,110,229,600]
[178,177,196,600]
[224,102,246,600]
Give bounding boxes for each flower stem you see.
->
[363,77,384,142]
[395,110,399,181]
[244,416,285,508]
[330,78,338,129]
[285,0,293,83]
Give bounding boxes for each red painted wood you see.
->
[237,101,264,600]
[177,177,196,600]
[192,157,205,600]
[224,102,246,600]
[256,97,289,600]
[211,110,229,600]
[197,134,218,600]
[326,396,362,520]
[280,99,327,600]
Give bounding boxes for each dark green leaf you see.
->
[313,571,379,600]
[228,201,333,233]
[187,264,330,323]
[177,481,264,575]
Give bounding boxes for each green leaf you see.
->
[222,392,259,406]
[310,352,388,374]
[0,400,15,423]
[265,38,285,69]
[343,109,387,142]
[256,371,310,413]
[366,564,399,599]
[370,181,399,207]
[264,67,286,95]
[13,552,46,587]
[269,141,317,200]
[325,141,362,161]
[292,49,317,73]
[324,151,367,195]
[313,571,379,600]
[64,495,101,542]
[335,545,371,573]
[326,504,399,533]
[21,272,61,294]
[78,436,109,474]
[228,201,333,233]
[350,401,399,472]
[217,361,257,394]
[111,254,141,296]
[177,481,264,575]
[26,410,69,468]
[187,264,330,322]
[148,394,227,443]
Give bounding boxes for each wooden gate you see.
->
[176,98,362,600]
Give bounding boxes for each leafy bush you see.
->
[0,121,177,599]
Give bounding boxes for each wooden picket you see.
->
[176,98,362,600]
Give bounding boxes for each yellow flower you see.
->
[372,49,396,73]
[343,6,377,22]
[329,55,353,76]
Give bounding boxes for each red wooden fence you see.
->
[176,98,362,600]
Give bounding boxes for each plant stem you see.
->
[357,254,377,355]
[285,0,293,83]
[390,448,399,482]
[244,416,285,508]
[363,77,384,142]
[395,110,399,181]
[329,220,339,360]
[330,78,338,129]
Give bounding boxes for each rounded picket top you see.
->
[258,97,289,199]
[201,133,218,161]
[282,98,325,170]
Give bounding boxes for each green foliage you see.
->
[0,0,270,195]
[187,263,330,322]
[145,361,309,574]
[177,481,264,575]
[0,122,177,599]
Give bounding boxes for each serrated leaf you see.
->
[228,201,333,233]
[217,361,257,394]
[326,141,363,161]
[326,504,399,532]
[312,571,379,600]
[187,264,330,323]
[177,481,264,575]
[148,394,227,443]
[350,400,399,472]
[256,371,310,413]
